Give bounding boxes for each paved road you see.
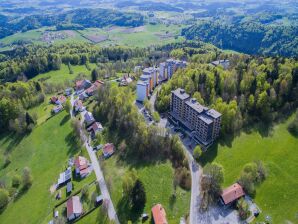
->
[70,94,119,224]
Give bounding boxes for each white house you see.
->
[67,196,83,221]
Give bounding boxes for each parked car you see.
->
[93,144,103,151]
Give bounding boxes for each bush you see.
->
[12,174,21,188]
[175,167,191,190]
[22,167,33,189]
[81,184,89,201]
[0,188,9,210]
[237,198,250,220]
[287,112,298,136]
[152,112,160,123]
[193,145,202,160]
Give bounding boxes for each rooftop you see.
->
[152,204,168,224]
[221,183,245,205]
[198,115,213,125]
[185,99,208,114]
[171,88,190,100]
[67,196,82,218]
[206,109,222,119]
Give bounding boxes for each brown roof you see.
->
[85,80,104,94]
[103,143,115,155]
[152,204,168,224]
[221,183,245,205]
[87,122,103,133]
[50,96,58,103]
[67,196,82,218]
[74,156,88,171]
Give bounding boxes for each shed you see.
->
[66,182,72,194]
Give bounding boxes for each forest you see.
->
[156,52,298,135]
[0,8,144,39]
[182,20,298,57]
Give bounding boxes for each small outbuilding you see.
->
[66,182,72,194]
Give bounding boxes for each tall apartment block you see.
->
[170,88,221,148]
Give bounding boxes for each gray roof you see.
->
[137,80,148,86]
[143,67,156,74]
[185,99,208,114]
[171,88,190,100]
[206,109,221,119]
[67,182,72,193]
[140,74,151,81]
[199,115,213,125]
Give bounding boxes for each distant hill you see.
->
[0,8,144,39]
[182,21,298,57]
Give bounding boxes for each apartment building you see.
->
[166,59,187,79]
[170,88,221,148]
[136,80,149,102]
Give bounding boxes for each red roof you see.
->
[76,80,84,88]
[103,143,115,156]
[152,204,168,224]
[88,122,103,133]
[67,196,82,218]
[85,80,104,95]
[51,96,58,103]
[74,156,88,171]
[80,168,90,176]
[58,95,66,103]
[221,183,245,205]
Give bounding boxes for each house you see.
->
[220,183,245,206]
[87,122,103,139]
[65,88,73,96]
[84,111,95,126]
[50,96,58,104]
[52,105,63,114]
[74,99,85,112]
[74,156,90,178]
[102,143,115,158]
[67,196,83,221]
[58,95,66,104]
[79,92,89,101]
[57,167,72,186]
[85,80,104,96]
[75,79,92,91]
[152,204,168,224]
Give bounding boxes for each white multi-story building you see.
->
[136,80,149,102]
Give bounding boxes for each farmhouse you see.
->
[75,79,92,91]
[85,80,104,96]
[220,183,245,206]
[52,105,63,114]
[67,196,83,221]
[87,122,103,138]
[84,111,95,126]
[74,156,90,178]
[74,99,85,112]
[151,204,168,224]
[102,143,115,158]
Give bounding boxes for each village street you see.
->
[70,93,120,224]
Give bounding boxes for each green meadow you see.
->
[200,115,298,223]
[0,111,94,224]
[102,155,190,224]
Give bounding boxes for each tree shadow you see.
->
[0,132,28,154]
[65,132,81,156]
[13,185,30,202]
[116,196,144,223]
[60,114,70,126]
[199,143,219,167]
[169,194,176,211]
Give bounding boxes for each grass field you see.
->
[31,63,97,84]
[102,155,190,224]
[200,115,298,223]
[0,111,95,224]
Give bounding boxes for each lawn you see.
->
[31,63,97,84]
[200,115,298,223]
[0,111,85,224]
[102,155,190,224]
